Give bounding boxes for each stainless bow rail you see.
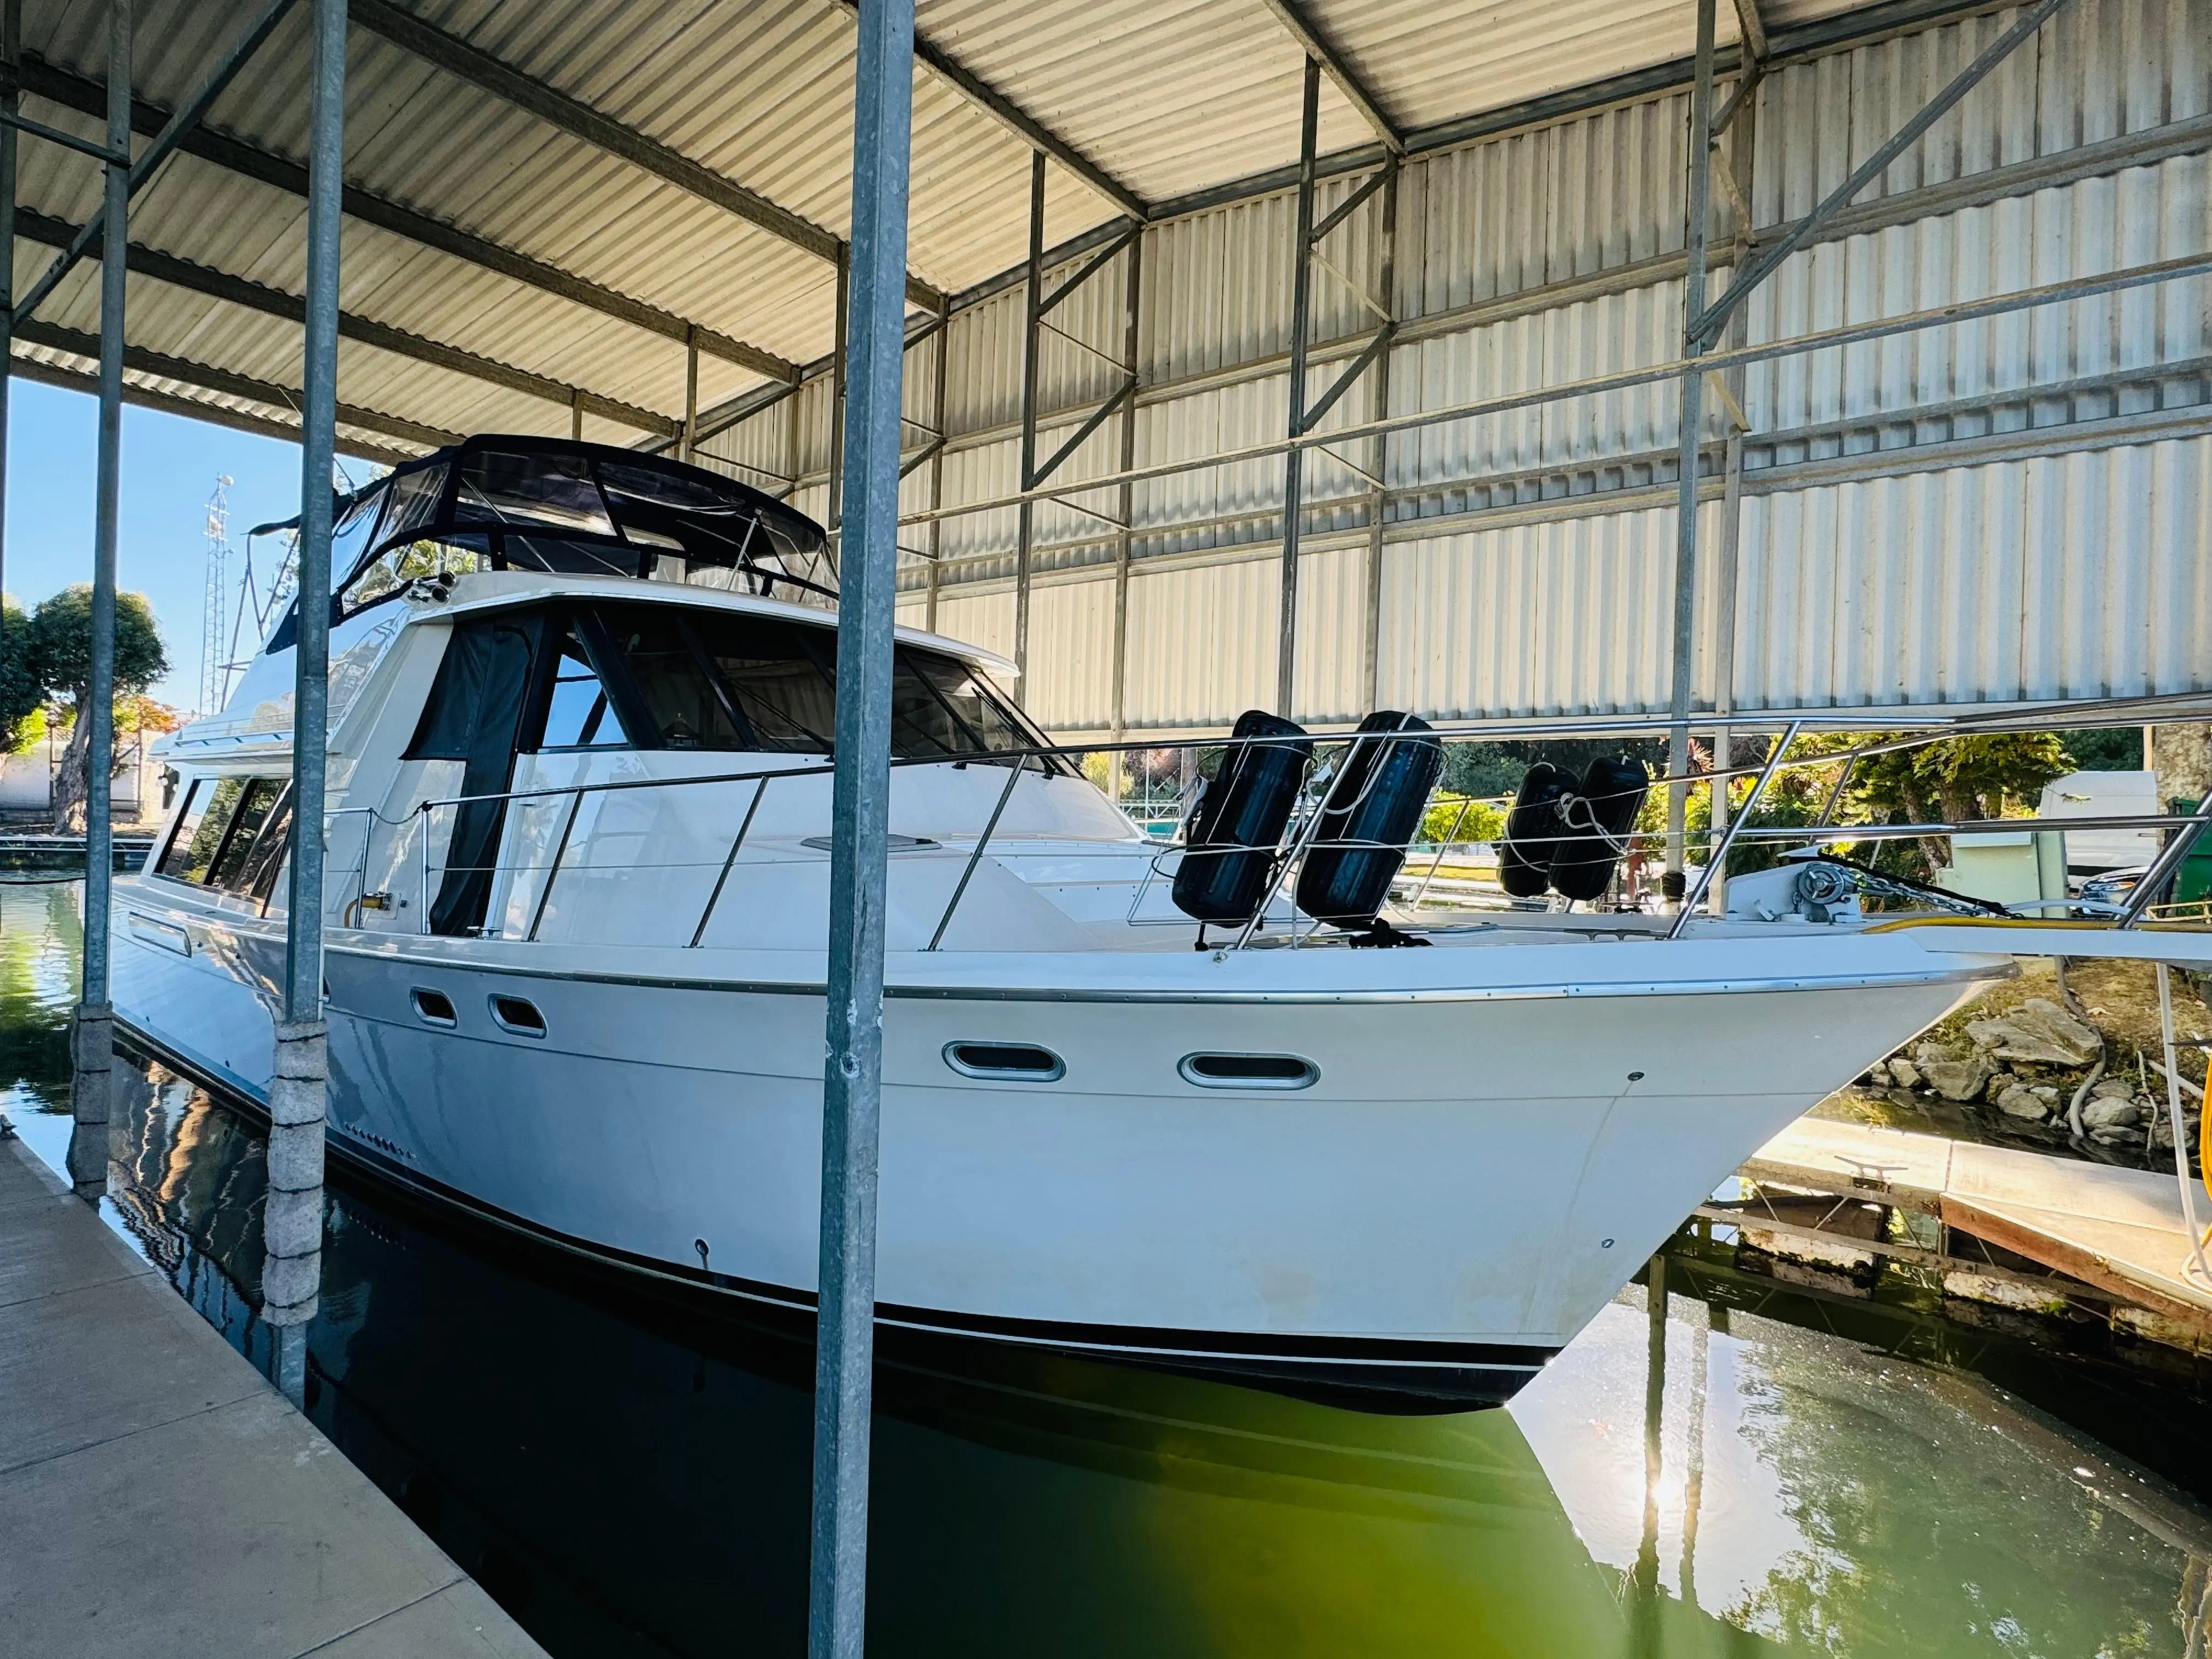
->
[306,704,2212,952]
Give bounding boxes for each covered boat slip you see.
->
[4,0,2208,738]
[12,0,2212,1650]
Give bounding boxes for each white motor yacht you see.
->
[114,436,2098,1409]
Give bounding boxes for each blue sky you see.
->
[0,381,369,712]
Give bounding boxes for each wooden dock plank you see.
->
[1743,1116,2212,1331]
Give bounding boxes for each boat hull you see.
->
[109,885,1998,1410]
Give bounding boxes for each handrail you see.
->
[316,714,2212,951]
[927,755,1028,951]
[2119,792,2212,929]
[524,789,587,942]
[1669,720,1802,939]
[689,777,770,947]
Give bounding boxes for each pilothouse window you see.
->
[155,776,294,901]
[539,626,629,750]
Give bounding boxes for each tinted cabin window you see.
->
[159,777,244,883]
[236,784,294,903]
[156,777,292,897]
[598,611,746,750]
[206,779,285,891]
[538,622,630,750]
[578,600,1057,769]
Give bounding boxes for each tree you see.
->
[0,597,40,755]
[22,586,170,832]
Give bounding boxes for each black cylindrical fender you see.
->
[1549,756,1650,902]
[1294,712,1444,929]
[1498,761,1577,898]
[1171,710,1312,924]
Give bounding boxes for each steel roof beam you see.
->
[1691,0,2072,344]
[15,316,460,448]
[12,51,799,384]
[1731,0,1770,61]
[9,351,417,462]
[12,205,680,436]
[1257,0,1404,153]
[14,0,297,326]
[352,0,941,312]
[829,0,1148,222]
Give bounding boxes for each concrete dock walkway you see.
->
[0,1133,548,1657]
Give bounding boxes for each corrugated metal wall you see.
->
[700,0,2212,732]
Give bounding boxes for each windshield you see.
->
[443,600,1063,770]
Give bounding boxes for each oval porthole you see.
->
[489,995,546,1038]
[1178,1052,1318,1090]
[943,1042,1065,1082]
[410,988,456,1028]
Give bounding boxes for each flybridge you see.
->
[251,436,838,632]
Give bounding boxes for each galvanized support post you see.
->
[1108,224,1142,752]
[1361,157,1398,712]
[1665,0,1719,893]
[827,250,849,552]
[569,387,583,442]
[809,0,912,1652]
[0,0,15,642]
[679,324,699,462]
[265,0,346,1385]
[924,294,949,634]
[69,0,130,1201]
[1706,44,1756,916]
[1012,149,1045,702]
[1276,57,1320,718]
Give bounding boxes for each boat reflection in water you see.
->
[74,1036,2198,1659]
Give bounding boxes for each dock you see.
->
[1739,1117,2212,1334]
[0,1134,546,1657]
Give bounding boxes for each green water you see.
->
[4,875,2208,1657]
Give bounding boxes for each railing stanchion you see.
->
[691,777,770,948]
[1670,719,1801,940]
[418,804,431,934]
[526,788,587,943]
[1407,793,1475,913]
[929,756,1028,951]
[2119,789,2212,929]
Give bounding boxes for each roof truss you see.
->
[15,50,799,385]
[351,0,943,311]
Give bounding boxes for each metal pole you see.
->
[809,0,912,1652]
[827,249,849,551]
[569,387,583,442]
[1012,148,1045,701]
[0,0,16,725]
[679,325,698,462]
[1277,57,1320,718]
[1672,718,1799,936]
[1109,222,1142,749]
[1665,0,1718,893]
[1707,40,1757,917]
[69,0,129,1202]
[924,293,949,633]
[1362,157,1398,712]
[2117,789,2212,928]
[1707,430,1743,913]
[266,0,346,1372]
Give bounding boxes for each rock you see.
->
[2082,1094,2146,1131]
[1886,1058,1923,1090]
[1965,998,2103,1068]
[1993,1082,2052,1121]
[2089,1077,2136,1101]
[2090,1126,2144,1147]
[1913,1042,1995,1102]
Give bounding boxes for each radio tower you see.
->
[200,475,234,714]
